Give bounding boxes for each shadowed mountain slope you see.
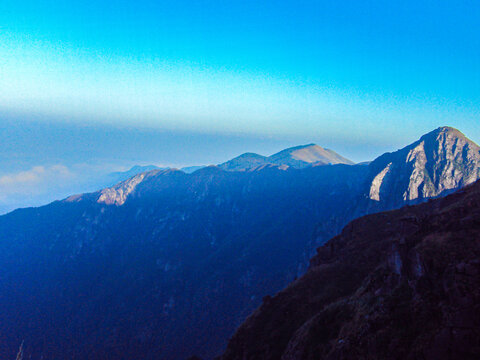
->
[221,180,480,360]
[0,165,366,360]
[0,127,478,359]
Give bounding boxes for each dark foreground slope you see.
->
[221,181,480,360]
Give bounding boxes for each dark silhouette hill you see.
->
[221,179,480,360]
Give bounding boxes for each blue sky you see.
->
[1,0,480,212]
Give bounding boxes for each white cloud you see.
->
[0,163,134,214]
[0,165,73,195]
[0,165,78,213]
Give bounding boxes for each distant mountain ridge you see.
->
[95,127,480,213]
[0,127,479,360]
[268,144,354,168]
[106,165,161,186]
[219,144,354,171]
[104,144,353,178]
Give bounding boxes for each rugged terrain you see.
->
[221,180,480,360]
[0,127,478,359]
[361,126,480,211]
[0,164,366,360]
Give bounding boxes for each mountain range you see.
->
[0,127,479,359]
[106,165,162,186]
[218,144,354,171]
[104,143,352,186]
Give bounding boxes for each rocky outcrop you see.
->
[363,127,480,211]
[220,180,480,360]
[97,172,147,205]
[368,162,392,201]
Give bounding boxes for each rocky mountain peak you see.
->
[365,126,480,209]
[268,144,354,167]
[218,153,268,171]
[420,125,464,140]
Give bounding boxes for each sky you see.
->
[0,0,480,213]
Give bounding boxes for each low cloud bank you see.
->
[0,164,112,215]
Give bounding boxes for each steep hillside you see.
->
[221,180,480,360]
[0,165,365,360]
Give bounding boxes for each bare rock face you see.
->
[98,173,147,205]
[364,127,480,210]
[369,162,392,201]
[221,180,480,360]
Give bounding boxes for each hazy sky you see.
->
[1,0,480,212]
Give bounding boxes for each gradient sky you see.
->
[1,0,480,212]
